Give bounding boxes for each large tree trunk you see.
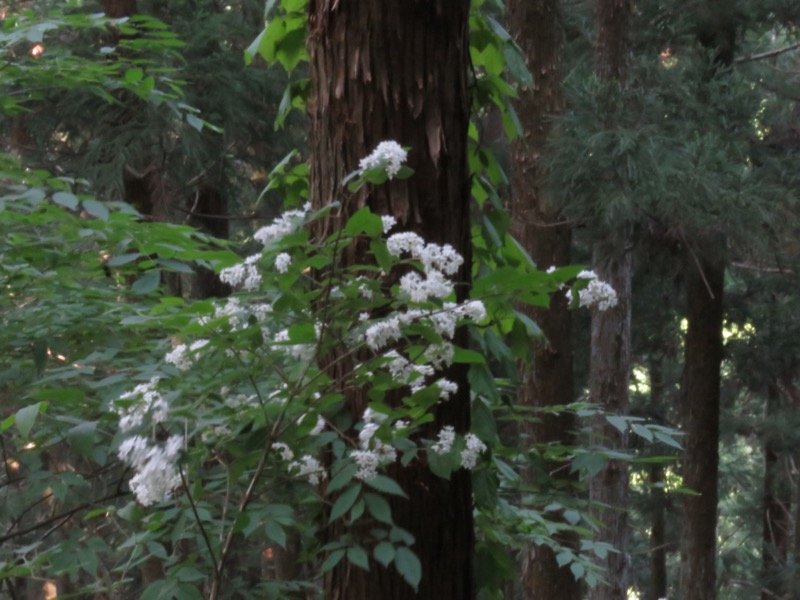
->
[679,249,724,600]
[506,1,580,598]
[307,2,473,598]
[587,3,634,599]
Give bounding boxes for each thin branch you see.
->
[178,466,219,572]
[735,41,800,64]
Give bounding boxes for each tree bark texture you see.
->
[506,1,580,598]
[588,239,633,600]
[307,2,473,599]
[679,251,724,600]
[588,2,634,599]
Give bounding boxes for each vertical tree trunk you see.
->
[587,3,633,599]
[761,381,792,600]
[679,250,724,600]
[307,2,473,598]
[506,1,580,598]
[648,361,668,600]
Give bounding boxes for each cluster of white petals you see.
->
[431,426,456,455]
[350,407,397,480]
[116,377,167,432]
[566,271,618,312]
[288,454,326,485]
[254,203,311,247]
[164,339,209,372]
[460,433,487,470]
[220,253,262,291]
[436,379,458,401]
[275,252,292,274]
[272,442,295,462]
[359,141,408,179]
[117,434,183,506]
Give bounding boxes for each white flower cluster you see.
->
[359,141,408,179]
[116,377,167,432]
[350,408,397,481]
[460,433,487,470]
[275,252,292,274]
[429,427,486,470]
[288,454,326,485]
[117,434,183,506]
[566,270,618,312]
[431,426,455,455]
[254,203,311,247]
[220,253,262,291]
[164,339,209,372]
[211,297,272,332]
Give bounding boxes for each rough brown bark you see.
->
[587,2,634,599]
[506,1,580,598]
[307,2,473,599]
[679,251,724,600]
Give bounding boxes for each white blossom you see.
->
[272,442,294,462]
[289,454,326,485]
[418,243,463,276]
[220,253,262,291]
[359,141,408,179]
[254,206,309,247]
[460,433,487,470]
[118,435,183,506]
[164,344,191,371]
[310,415,326,436]
[381,214,397,233]
[431,426,456,455]
[364,317,402,351]
[351,449,381,480]
[386,232,425,258]
[399,270,453,303]
[436,379,458,401]
[567,277,618,312]
[116,377,167,431]
[423,343,454,369]
[275,252,292,274]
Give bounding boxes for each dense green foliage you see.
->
[2,1,800,599]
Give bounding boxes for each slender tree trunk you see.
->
[761,381,793,600]
[679,249,724,600]
[506,1,580,598]
[648,362,668,600]
[587,3,633,598]
[307,2,474,598]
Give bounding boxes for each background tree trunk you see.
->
[506,1,580,598]
[306,1,474,598]
[679,249,724,600]
[587,2,634,598]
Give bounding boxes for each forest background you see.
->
[1,0,800,599]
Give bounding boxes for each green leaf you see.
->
[15,403,44,438]
[330,483,362,522]
[326,462,357,495]
[81,199,109,221]
[606,415,628,434]
[51,191,79,210]
[364,492,393,525]
[347,545,370,571]
[66,421,97,457]
[452,347,486,364]
[344,207,383,237]
[320,549,345,573]
[365,475,407,497]
[132,270,161,295]
[106,253,141,267]
[394,546,422,591]
[373,541,395,567]
[265,520,287,548]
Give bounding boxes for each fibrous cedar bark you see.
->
[587,2,634,599]
[505,1,580,598]
[679,249,724,600]
[306,1,473,598]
